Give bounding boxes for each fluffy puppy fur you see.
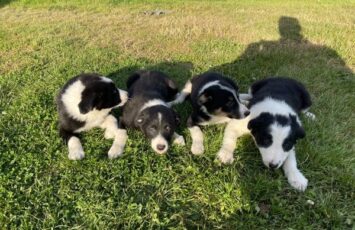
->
[217,77,315,191]
[171,72,249,155]
[57,73,128,160]
[120,70,185,154]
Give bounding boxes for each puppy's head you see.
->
[248,113,305,169]
[199,86,249,119]
[79,77,128,114]
[135,106,180,154]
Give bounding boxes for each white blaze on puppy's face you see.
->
[150,113,169,154]
[258,124,291,168]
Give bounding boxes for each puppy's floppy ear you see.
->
[78,94,95,114]
[247,118,259,131]
[290,114,305,139]
[296,126,306,139]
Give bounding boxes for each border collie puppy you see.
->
[57,73,128,160]
[217,77,315,191]
[120,70,185,154]
[171,72,249,155]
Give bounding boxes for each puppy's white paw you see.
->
[104,129,115,139]
[304,111,316,121]
[287,171,308,191]
[173,135,186,146]
[217,149,234,164]
[108,145,124,159]
[191,142,204,155]
[68,150,85,160]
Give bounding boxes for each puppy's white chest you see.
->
[76,109,111,132]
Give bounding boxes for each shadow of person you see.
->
[208,16,354,197]
[210,16,354,93]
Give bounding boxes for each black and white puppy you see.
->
[120,70,185,154]
[171,72,249,155]
[57,73,128,160]
[217,77,315,191]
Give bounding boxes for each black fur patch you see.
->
[57,73,123,142]
[121,70,179,143]
[188,72,242,126]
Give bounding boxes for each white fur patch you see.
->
[189,126,204,155]
[250,98,301,126]
[100,115,127,158]
[172,132,186,146]
[151,134,168,154]
[258,124,291,168]
[302,108,316,120]
[217,118,250,164]
[140,99,169,112]
[68,136,85,160]
[76,108,111,132]
[61,80,86,122]
[283,150,308,191]
[108,129,127,159]
[169,80,192,105]
[117,89,128,107]
[100,76,113,83]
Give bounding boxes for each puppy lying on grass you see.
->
[171,72,249,155]
[119,70,185,154]
[217,77,315,191]
[57,73,128,160]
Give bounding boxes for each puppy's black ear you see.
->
[247,118,258,131]
[78,95,94,114]
[290,114,306,139]
[296,126,306,139]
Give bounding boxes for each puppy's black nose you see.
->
[269,163,278,169]
[244,111,250,116]
[157,144,166,151]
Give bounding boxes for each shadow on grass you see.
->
[0,0,12,8]
[210,16,354,89]
[206,16,354,227]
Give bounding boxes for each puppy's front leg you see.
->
[60,128,85,160]
[172,132,186,146]
[187,114,204,155]
[217,118,249,164]
[283,150,308,191]
[100,115,127,159]
[67,136,85,160]
[189,126,204,155]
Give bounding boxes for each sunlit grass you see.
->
[0,0,354,228]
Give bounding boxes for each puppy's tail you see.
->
[168,80,192,106]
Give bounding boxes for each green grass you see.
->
[0,0,354,228]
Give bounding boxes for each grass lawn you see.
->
[0,0,354,228]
